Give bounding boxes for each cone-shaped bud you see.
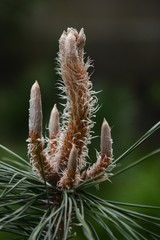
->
[65,29,78,60]
[77,28,86,59]
[67,144,78,178]
[48,104,59,139]
[29,81,43,138]
[59,31,66,57]
[100,118,112,159]
[77,28,86,48]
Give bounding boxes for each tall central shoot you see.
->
[56,28,94,171]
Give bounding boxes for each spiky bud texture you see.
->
[56,27,94,171]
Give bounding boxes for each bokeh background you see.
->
[0,0,160,239]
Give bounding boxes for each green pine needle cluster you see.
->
[0,121,160,239]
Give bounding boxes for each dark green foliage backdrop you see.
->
[0,1,160,239]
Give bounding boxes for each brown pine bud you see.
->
[28,81,45,179]
[77,28,86,59]
[101,118,112,160]
[49,104,60,139]
[29,81,43,139]
[58,144,79,189]
[65,28,78,61]
[67,144,78,178]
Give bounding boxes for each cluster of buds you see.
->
[28,28,113,189]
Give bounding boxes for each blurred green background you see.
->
[0,0,160,239]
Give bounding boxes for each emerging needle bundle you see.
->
[28,28,113,189]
